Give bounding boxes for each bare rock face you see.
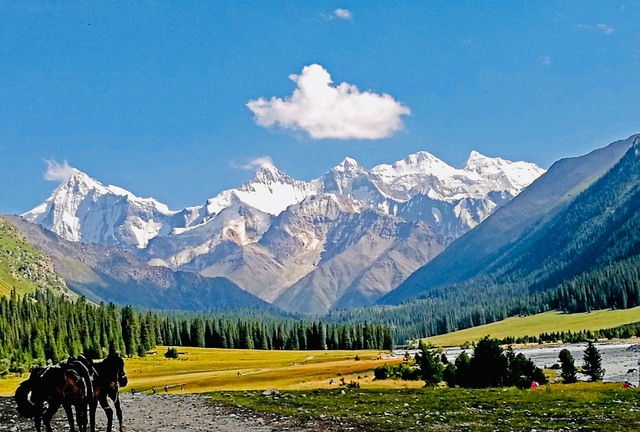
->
[22,151,544,313]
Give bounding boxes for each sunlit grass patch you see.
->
[424,308,640,346]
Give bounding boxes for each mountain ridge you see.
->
[22,149,545,313]
[380,133,639,306]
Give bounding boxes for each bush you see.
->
[164,347,179,359]
[373,363,420,381]
[443,363,456,387]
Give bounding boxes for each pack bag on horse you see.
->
[77,351,128,432]
[14,358,93,432]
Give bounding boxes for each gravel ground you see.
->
[0,393,376,432]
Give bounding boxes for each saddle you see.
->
[63,355,96,400]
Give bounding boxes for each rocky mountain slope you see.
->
[381,133,639,305]
[5,216,271,310]
[0,215,69,297]
[22,150,544,313]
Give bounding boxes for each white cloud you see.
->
[246,64,410,140]
[537,56,551,66]
[331,8,352,20]
[43,159,75,182]
[576,23,615,34]
[238,156,274,170]
[596,24,615,34]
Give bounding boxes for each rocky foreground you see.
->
[0,393,375,432]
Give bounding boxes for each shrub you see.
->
[164,347,179,359]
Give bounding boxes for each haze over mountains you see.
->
[22,150,545,313]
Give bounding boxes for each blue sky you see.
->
[1,1,639,214]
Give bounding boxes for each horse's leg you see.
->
[42,401,60,432]
[112,394,124,432]
[34,414,42,432]
[89,400,98,432]
[99,395,114,432]
[75,402,87,432]
[63,403,76,432]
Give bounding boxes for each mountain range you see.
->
[21,150,545,313]
[382,133,640,306]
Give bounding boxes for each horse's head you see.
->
[107,352,128,388]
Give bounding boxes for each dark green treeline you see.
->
[0,290,393,374]
[127,306,393,355]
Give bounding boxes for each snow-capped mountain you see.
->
[23,150,545,312]
[22,169,180,249]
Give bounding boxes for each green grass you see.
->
[0,216,68,297]
[210,383,640,431]
[423,308,640,346]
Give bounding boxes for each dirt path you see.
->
[0,394,373,432]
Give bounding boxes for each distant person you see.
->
[152,386,156,394]
[131,388,135,395]
[623,382,630,389]
[329,379,334,385]
[181,385,184,391]
[164,385,168,392]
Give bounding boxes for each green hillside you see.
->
[0,215,69,297]
[424,307,640,346]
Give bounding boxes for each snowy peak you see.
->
[249,163,292,185]
[462,150,546,194]
[371,151,457,179]
[334,157,364,173]
[23,168,177,247]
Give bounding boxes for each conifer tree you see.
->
[415,341,444,386]
[558,349,577,384]
[582,341,604,382]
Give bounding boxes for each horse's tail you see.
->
[14,379,37,418]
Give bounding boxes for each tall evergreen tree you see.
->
[558,349,578,384]
[582,341,605,382]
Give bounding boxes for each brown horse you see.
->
[81,352,128,432]
[14,366,89,432]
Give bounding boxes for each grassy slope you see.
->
[424,307,640,346]
[0,215,68,297]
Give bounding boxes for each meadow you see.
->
[0,347,409,397]
[423,307,640,346]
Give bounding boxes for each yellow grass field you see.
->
[424,307,640,346]
[0,347,412,397]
